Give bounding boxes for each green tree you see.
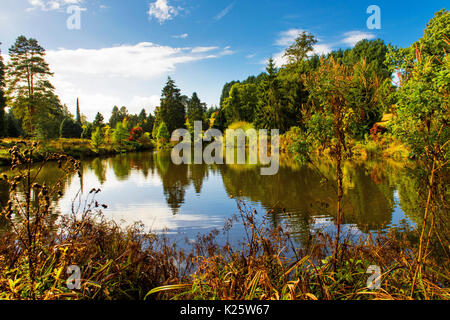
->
[386,9,449,84]
[0,43,5,137]
[223,82,258,124]
[343,39,390,79]
[152,106,162,139]
[4,109,23,137]
[138,108,147,124]
[284,31,318,67]
[113,119,129,148]
[60,117,82,138]
[93,112,104,127]
[304,57,357,270]
[187,92,206,130]
[156,121,170,142]
[81,123,93,139]
[347,58,383,138]
[6,36,58,136]
[159,77,185,133]
[91,126,105,150]
[75,98,81,124]
[391,40,449,295]
[254,58,294,132]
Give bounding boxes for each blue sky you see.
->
[0,0,446,120]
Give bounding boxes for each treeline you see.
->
[212,35,392,138]
[0,9,448,155]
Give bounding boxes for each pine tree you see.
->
[93,112,104,127]
[76,98,81,124]
[254,58,291,132]
[0,43,6,137]
[6,36,57,135]
[159,77,185,133]
[187,92,206,130]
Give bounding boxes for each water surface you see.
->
[1,151,417,246]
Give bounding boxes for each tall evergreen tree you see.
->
[254,58,292,132]
[159,77,185,133]
[75,98,81,124]
[93,112,104,127]
[6,36,57,136]
[0,43,6,137]
[187,92,206,130]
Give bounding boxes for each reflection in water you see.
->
[1,151,423,245]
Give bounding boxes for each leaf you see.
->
[144,284,192,300]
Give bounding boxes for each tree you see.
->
[60,117,82,138]
[4,109,23,137]
[159,77,185,133]
[138,109,147,124]
[81,123,93,139]
[6,36,57,136]
[392,40,449,296]
[304,57,356,271]
[142,112,154,134]
[343,39,390,79]
[109,106,120,128]
[187,92,206,130]
[93,112,104,127]
[0,43,5,137]
[91,126,104,150]
[222,83,258,124]
[75,98,81,124]
[347,58,383,138]
[254,58,292,132]
[109,106,128,128]
[386,9,449,84]
[284,31,318,67]
[113,119,129,148]
[157,121,170,142]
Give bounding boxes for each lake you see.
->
[0,151,417,247]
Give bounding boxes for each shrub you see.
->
[129,126,144,141]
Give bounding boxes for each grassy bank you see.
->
[0,138,154,166]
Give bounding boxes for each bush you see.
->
[129,126,144,141]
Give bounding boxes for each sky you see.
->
[0,0,446,120]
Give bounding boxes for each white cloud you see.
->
[341,31,376,46]
[214,2,235,21]
[172,33,188,39]
[44,42,234,120]
[148,0,180,24]
[27,0,83,11]
[190,46,218,53]
[46,42,229,79]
